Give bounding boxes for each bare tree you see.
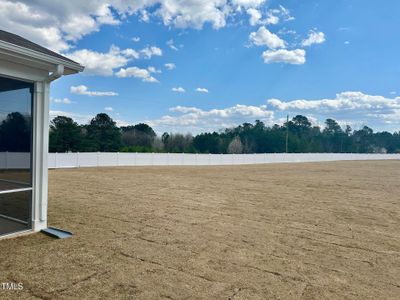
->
[227,136,243,154]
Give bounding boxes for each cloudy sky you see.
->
[1,0,399,133]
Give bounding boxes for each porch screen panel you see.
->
[0,76,33,236]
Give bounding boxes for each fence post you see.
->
[55,152,58,168]
[117,152,120,166]
[76,152,79,168]
[5,151,8,170]
[134,152,137,166]
[97,152,100,167]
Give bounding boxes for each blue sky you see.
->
[1,0,399,133]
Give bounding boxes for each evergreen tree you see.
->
[86,113,121,152]
[49,116,82,152]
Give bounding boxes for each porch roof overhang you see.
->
[0,31,83,81]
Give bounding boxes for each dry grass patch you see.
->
[0,161,399,299]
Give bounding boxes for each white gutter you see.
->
[47,64,64,82]
[0,40,84,73]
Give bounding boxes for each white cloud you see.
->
[66,45,161,76]
[144,92,400,133]
[267,92,400,112]
[70,85,118,96]
[3,1,309,70]
[167,39,179,51]
[262,49,306,64]
[115,67,159,82]
[266,92,400,128]
[147,66,161,73]
[140,46,163,59]
[246,5,292,27]
[142,91,400,132]
[49,110,92,125]
[165,63,176,70]
[66,46,130,76]
[115,119,131,127]
[372,109,400,124]
[0,1,68,52]
[121,48,140,59]
[172,87,185,93]
[139,9,150,22]
[0,1,121,52]
[247,8,262,26]
[94,3,121,26]
[278,28,297,36]
[145,104,274,133]
[0,1,274,54]
[53,98,72,104]
[344,41,350,45]
[232,0,266,8]
[302,30,326,47]
[246,14,312,66]
[264,13,279,25]
[196,88,209,93]
[104,107,113,111]
[132,36,141,42]
[249,26,286,49]
[153,1,229,29]
[265,5,294,24]
[277,5,294,21]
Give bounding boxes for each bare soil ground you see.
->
[0,161,399,299]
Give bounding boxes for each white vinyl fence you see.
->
[0,152,31,169]
[48,152,400,168]
[1,152,399,169]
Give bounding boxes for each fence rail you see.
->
[0,152,399,169]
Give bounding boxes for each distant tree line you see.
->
[47,113,400,154]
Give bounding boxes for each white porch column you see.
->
[31,81,50,231]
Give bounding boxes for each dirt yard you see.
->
[0,161,399,299]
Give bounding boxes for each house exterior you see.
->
[0,30,83,238]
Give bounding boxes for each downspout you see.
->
[33,64,64,231]
[41,63,75,238]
